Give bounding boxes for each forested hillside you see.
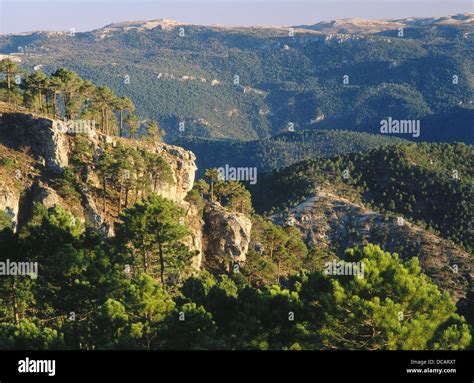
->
[0,14,472,352]
[0,86,472,349]
[0,14,472,142]
[252,143,473,252]
[174,130,406,175]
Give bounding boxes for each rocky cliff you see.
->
[0,112,70,172]
[203,202,252,271]
[271,187,473,301]
[0,105,252,269]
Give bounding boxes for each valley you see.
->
[0,14,472,143]
[0,11,472,352]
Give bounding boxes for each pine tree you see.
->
[125,113,141,138]
[93,86,119,135]
[145,121,165,143]
[115,97,135,137]
[24,71,49,113]
[51,68,85,119]
[116,195,193,288]
[203,168,221,203]
[0,59,22,104]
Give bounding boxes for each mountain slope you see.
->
[252,143,473,248]
[1,14,472,142]
[249,142,473,299]
[270,186,472,301]
[174,130,407,176]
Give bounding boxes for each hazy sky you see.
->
[0,0,472,34]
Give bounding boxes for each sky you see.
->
[0,0,472,34]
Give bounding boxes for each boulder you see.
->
[203,202,252,271]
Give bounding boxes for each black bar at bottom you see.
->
[0,350,472,382]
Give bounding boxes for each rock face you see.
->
[85,136,196,208]
[183,202,204,269]
[31,180,62,209]
[76,184,111,235]
[0,185,20,229]
[153,143,197,204]
[0,113,69,172]
[203,202,252,271]
[271,188,473,301]
[0,108,253,271]
[0,108,196,214]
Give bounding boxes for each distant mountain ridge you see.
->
[0,13,472,143]
[297,13,473,33]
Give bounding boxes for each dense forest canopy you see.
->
[0,16,472,142]
[0,203,471,350]
[251,143,474,252]
[0,14,472,352]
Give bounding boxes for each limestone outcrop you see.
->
[203,202,252,271]
[0,113,69,172]
[0,108,252,271]
[0,185,19,229]
[270,187,473,301]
